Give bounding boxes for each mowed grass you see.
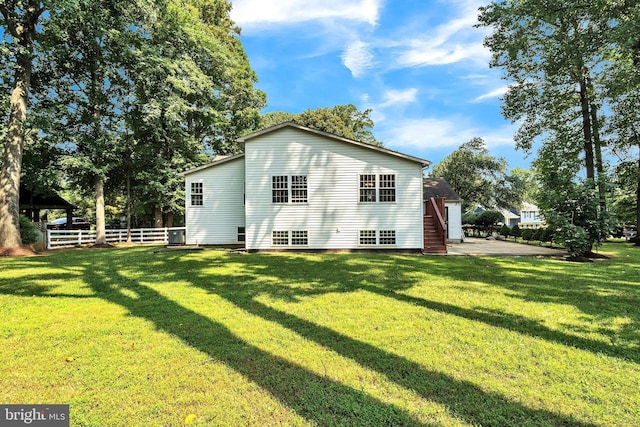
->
[1,244,639,426]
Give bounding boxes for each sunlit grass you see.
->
[1,243,639,426]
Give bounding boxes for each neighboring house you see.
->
[498,209,520,228]
[423,178,463,243]
[519,202,543,229]
[183,122,453,252]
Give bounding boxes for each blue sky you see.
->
[229,0,531,172]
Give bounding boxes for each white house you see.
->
[183,122,453,252]
[519,202,543,229]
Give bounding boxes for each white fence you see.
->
[47,227,186,250]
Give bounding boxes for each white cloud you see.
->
[472,85,508,102]
[391,0,490,68]
[380,117,515,151]
[231,0,381,26]
[378,88,418,108]
[342,41,375,77]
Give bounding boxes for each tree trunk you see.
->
[166,212,174,228]
[153,206,163,228]
[0,1,41,249]
[95,175,106,245]
[578,76,595,181]
[126,171,132,243]
[0,63,30,248]
[635,143,640,246]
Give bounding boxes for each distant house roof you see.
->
[423,178,462,202]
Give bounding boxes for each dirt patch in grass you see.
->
[0,246,38,257]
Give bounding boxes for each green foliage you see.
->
[532,228,543,241]
[430,138,523,210]
[476,210,505,228]
[18,215,38,245]
[521,228,534,241]
[258,104,382,146]
[510,224,521,238]
[499,224,511,237]
[462,212,478,225]
[538,178,615,256]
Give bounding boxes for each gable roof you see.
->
[238,122,431,167]
[423,178,462,202]
[180,153,245,177]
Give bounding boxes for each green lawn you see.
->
[1,243,639,426]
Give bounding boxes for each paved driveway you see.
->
[446,237,567,257]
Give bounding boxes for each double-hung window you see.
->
[359,174,377,202]
[191,182,203,206]
[273,175,307,204]
[359,174,395,203]
[272,176,289,203]
[379,174,396,202]
[291,176,308,203]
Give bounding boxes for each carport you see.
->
[19,184,75,227]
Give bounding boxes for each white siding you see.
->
[184,158,245,245]
[446,201,463,243]
[244,127,424,250]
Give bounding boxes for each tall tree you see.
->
[430,137,522,211]
[0,0,44,249]
[125,0,265,227]
[478,0,609,203]
[41,0,141,245]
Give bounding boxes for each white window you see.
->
[291,230,308,245]
[379,230,396,245]
[272,176,288,203]
[191,182,203,206]
[359,174,376,202]
[291,176,308,203]
[273,175,308,204]
[359,174,396,203]
[379,175,396,202]
[359,230,377,245]
[272,230,289,246]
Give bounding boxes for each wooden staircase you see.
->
[424,197,447,254]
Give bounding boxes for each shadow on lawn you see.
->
[80,252,592,426]
[210,251,640,364]
[3,247,635,425]
[81,258,427,426]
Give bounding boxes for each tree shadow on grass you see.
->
[211,286,594,427]
[204,252,640,364]
[82,261,428,427]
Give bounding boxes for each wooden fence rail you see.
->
[47,227,186,249]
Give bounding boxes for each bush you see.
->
[510,224,521,239]
[521,228,534,241]
[532,228,543,242]
[499,224,511,237]
[19,215,39,245]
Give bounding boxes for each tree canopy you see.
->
[259,104,382,147]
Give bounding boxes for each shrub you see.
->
[521,228,534,241]
[532,228,543,242]
[499,224,511,237]
[510,224,521,239]
[19,215,39,245]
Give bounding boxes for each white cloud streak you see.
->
[231,0,382,26]
[472,85,509,102]
[342,41,375,77]
[381,117,515,151]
